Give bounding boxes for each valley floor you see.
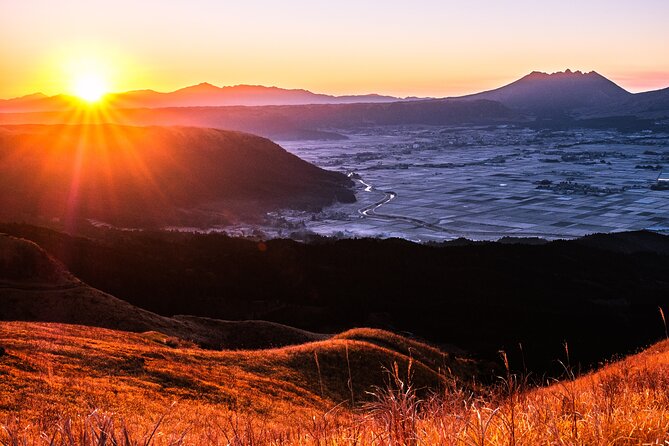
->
[273,126,669,242]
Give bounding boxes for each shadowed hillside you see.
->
[0,234,327,349]
[2,224,669,376]
[0,124,354,228]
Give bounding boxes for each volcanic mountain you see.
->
[0,124,355,228]
[457,69,633,114]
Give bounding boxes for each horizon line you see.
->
[3,69,668,102]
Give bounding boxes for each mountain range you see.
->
[0,83,406,113]
[1,70,667,118]
[1,70,668,140]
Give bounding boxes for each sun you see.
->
[72,73,108,103]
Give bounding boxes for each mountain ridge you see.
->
[0,83,408,112]
[2,70,667,122]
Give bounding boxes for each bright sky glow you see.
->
[1,0,668,98]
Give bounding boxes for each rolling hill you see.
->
[0,320,667,444]
[0,320,481,437]
[3,223,669,376]
[1,227,668,444]
[0,124,354,228]
[0,233,327,349]
[0,234,481,432]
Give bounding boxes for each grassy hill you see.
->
[0,321,667,445]
[1,228,669,444]
[0,322,479,439]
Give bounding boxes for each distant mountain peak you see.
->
[459,69,632,113]
[176,82,221,93]
[21,92,48,99]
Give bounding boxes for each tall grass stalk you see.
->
[345,343,354,407]
[660,306,668,340]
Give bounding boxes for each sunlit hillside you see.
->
[0,124,354,229]
[1,322,668,445]
[0,322,480,443]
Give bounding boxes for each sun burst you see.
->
[72,73,109,103]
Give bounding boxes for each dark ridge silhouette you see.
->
[457,69,632,114]
[0,124,355,228]
[0,233,327,349]
[3,223,668,376]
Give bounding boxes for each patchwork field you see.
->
[276,126,669,241]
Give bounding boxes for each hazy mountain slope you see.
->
[458,70,632,114]
[110,83,403,108]
[0,93,74,113]
[0,84,404,113]
[0,124,354,227]
[607,86,669,117]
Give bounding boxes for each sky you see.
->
[2,0,669,99]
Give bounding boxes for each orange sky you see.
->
[2,0,668,99]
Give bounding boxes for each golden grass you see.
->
[2,322,669,445]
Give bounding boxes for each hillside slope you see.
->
[0,124,354,228]
[0,233,325,349]
[4,223,667,375]
[0,321,481,424]
[0,322,667,445]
